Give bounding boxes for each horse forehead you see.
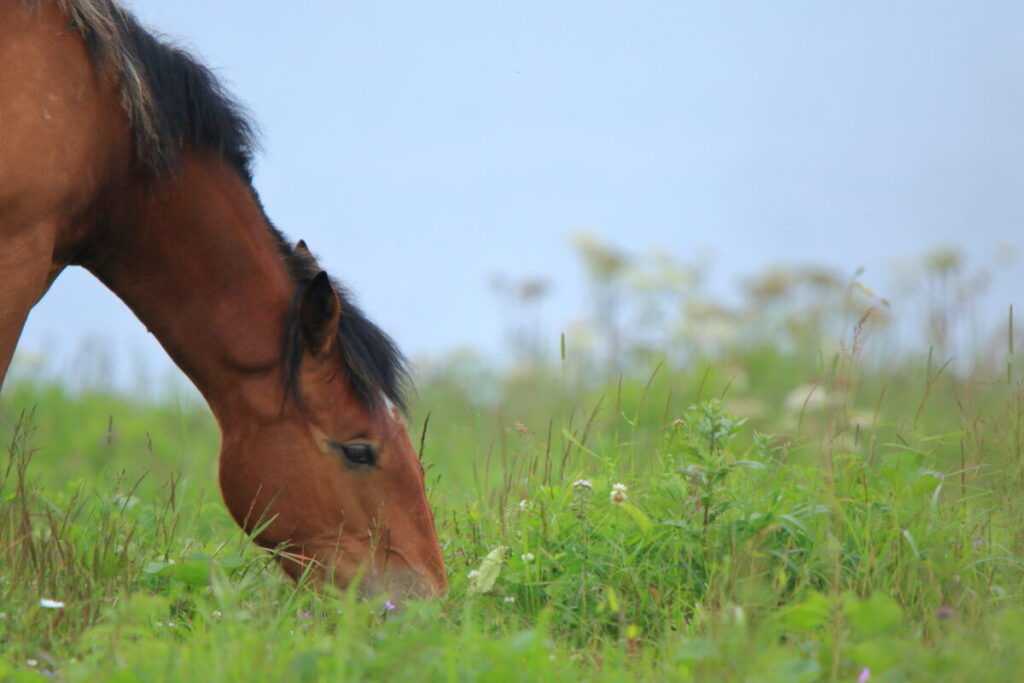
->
[382,395,399,420]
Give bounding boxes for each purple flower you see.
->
[300,611,313,619]
[936,605,955,620]
[858,667,871,683]
[384,601,396,611]
[972,539,984,548]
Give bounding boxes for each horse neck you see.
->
[88,153,294,424]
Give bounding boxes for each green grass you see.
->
[3,331,1024,680]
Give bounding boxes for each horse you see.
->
[0,0,447,598]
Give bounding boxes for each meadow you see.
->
[2,244,1023,681]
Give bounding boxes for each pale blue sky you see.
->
[16,1,1024,387]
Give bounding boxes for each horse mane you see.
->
[279,243,411,415]
[44,0,410,413]
[36,0,255,177]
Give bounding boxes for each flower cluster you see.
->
[610,483,629,505]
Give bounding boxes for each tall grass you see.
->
[2,249,1024,681]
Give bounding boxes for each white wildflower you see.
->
[521,552,535,563]
[503,596,516,604]
[39,598,65,609]
[610,483,629,505]
[211,610,223,618]
[26,659,38,668]
[518,499,531,512]
[572,479,592,489]
[467,569,481,581]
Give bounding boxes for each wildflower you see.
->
[503,596,516,604]
[972,539,984,548]
[610,483,629,505]
[858,667,871,683]
[936,605,955,620]
[572,479,592,489]
[300,611,313,619]
[384,601,396,612]
[39,598,65,609]
[27,659,38,668]
[521,552,535,563]
[211,610,223,619]
[518,499,531,512]
[467,569,481,581]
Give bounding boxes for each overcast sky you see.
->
[15,0,1024,389]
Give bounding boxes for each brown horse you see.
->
[0,0,446,598]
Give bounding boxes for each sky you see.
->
[14,0,1024,389]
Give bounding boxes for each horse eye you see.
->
[337,443,378,467]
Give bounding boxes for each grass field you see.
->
[2,252,1023,681]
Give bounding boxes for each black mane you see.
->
[279,239,411,414]
[122,23,257,179]
[48,0,256,177]
[54,0,410,412]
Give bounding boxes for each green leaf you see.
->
[560,429,599,459]
[844,592,903,639]
[166,560,211,587]
[910,471,941,497]
[882,451,922,473]
[618,502,653,534]
[778,592,830,633]
[770,658,822,683]
[778,513,809,535]
[849,637,905,671]
[469,546,507,595]
[217,555,245,570]
[732,459,767,470]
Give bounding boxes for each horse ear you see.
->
[295,240,321,270]
[299,271,340,358]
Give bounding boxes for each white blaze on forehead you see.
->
[381,394,402,422]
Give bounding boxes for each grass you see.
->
[2,342,1024,681]
[3,249,1024,680]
